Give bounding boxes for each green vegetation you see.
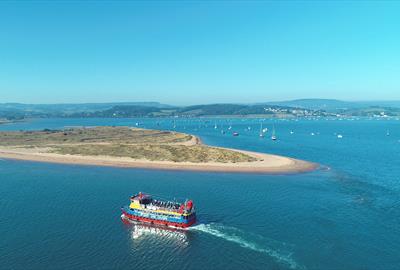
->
[343,106,400,117]
[0,126,256,163]
[0,102,326,118]
[0,126,191,146]
[50,144,256,163]
[73,104,307,118]
[3,100,400,119]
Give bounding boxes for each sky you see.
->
[0,1,399,105]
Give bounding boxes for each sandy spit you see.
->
[0,145,318,174]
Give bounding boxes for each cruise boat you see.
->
[121,192,196,229]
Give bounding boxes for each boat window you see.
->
[140,198,151,204]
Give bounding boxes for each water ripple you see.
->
[190,223,303,270]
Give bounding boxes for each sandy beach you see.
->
[0,145,317,174]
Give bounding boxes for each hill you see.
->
[2,100,400,119]
[0,102,173,119]
[263,99,400,112]
[75,103,324,118]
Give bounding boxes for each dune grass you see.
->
[0,126,191,146]
[50,144,256,163]
[0,126,256,163]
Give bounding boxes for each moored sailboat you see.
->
[271,126,277,141]
[259,123,265,137]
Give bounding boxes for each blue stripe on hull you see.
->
[124,208,195,225]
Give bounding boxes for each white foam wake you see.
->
[190,223,303,270]
[131,224,187,241]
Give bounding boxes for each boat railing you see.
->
[124,201,193,215]
[146,203,180,213]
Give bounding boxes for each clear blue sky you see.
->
[0,1,399,105]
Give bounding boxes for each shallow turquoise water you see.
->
[0,118,399,269]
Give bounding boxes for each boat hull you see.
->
[121,210,196,229]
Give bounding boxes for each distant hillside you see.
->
[341,106,400,117]
[263,99,400,111]
[0,102,173,119]
[177,104,296,116]
[73,103,325,118]
[86,103,400,118]
[263,99,359,111]
[0,102,172,112]
[2,100,400,119]
[74,105,177,118]
[356,101,400,108]
[178,104,275,116]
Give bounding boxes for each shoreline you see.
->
[0,145,318,174]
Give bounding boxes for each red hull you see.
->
[122,212,196,228]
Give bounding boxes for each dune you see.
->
[0,127,317,174]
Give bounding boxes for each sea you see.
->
[0,117,399,270]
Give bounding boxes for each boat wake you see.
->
[126,221,189,247]
[190,223,303,270]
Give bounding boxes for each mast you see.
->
[259,122,264,137]
[271,125,276,140]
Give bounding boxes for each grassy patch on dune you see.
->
[0,126,191,146]
[50,144,256,163]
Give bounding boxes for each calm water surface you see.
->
[1,118,399,269]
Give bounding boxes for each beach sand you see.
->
[0,145,317,174]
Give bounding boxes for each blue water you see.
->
[1,118,399,269]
